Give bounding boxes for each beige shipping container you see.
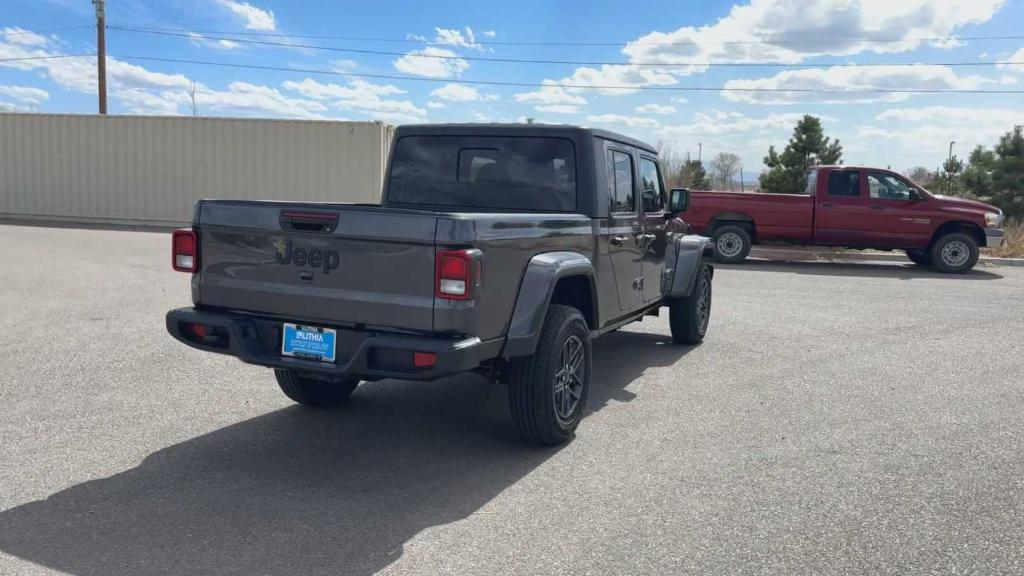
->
[0,113,394,227]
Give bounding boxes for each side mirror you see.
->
[669,188,690,213]
[909,189,924,202]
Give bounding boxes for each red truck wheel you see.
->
[712,225,752,264]
[930,233,979,274]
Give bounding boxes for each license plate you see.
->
[281,323,337,362]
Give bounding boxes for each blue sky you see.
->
[2,0,1024,177]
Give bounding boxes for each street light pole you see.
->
[697,142,702,163]
[947,140,956,194]
[93,0,107,114]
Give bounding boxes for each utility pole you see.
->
[697,142,702,163]
[93,0,107,114]
[739,164,745,192]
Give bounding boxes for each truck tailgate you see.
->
[195,201,438,332]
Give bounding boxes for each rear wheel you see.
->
[905,249,932,267]
[669,265,713,345]
[508,304,591,446]
[930,233,979,274]
[712,224,752,264]
[274,369,360,407]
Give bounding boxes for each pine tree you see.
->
[759,115,842,194]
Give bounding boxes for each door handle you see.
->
[822,202,836,208]
[610,235,630,247]
[869,204,884,210]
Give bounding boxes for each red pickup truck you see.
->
[684,165,1006,273]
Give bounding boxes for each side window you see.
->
[827,170,860,197]
[639,157,665,213]
[804,169,818,195]
[608,150,635,214]
[868,172,914,200]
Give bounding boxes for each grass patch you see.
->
[987,218,1024,258]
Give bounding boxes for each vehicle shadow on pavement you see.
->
[0,330,691,576]
[724,259,1004,280]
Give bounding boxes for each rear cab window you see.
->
[608,150,635,215]
[387,136,577,212]
[827,170,860,197]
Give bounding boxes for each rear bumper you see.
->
[985,228,1006,248]
[165,307,501,380]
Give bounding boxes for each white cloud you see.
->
[997,47,1024,72]
[534,104,581,114]
[1,27,49,47]
[482,30,497,38]
[215,0,276,31]
[0,84,49,105]
[282,78,425,122]
[284,78,403,100]
[430,83,498,102]
[624,0,1004,70]
[427,101,446,109]
[859,106,1024,168]
[635,103,676,114]
[561,65,677,95]
[514,81,587,106]
[658,110,838,139]
[670,96,689,104]
[586,114,661,129]
[722,65,993,104]
[433,27,487,51]
[393,47,469,78]
[1001,75,1020,85]
[188,32,243,50]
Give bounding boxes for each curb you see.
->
[750,247,1024,268]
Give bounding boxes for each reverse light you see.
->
[172,229,198,273]
[436,249,474,300]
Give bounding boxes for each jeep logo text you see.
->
[275,240,340,274]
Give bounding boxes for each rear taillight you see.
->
[436,249,474,300]
[172,229,198,273]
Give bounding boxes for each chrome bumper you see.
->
[985,228,1006,248]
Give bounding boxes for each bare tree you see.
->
[186,80,199,116]
[656,139,684,187]
[710,152,741,190]
[905,166,935,187]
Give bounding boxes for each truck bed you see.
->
[685,191,814,243]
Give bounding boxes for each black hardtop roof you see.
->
[393,123,658,154]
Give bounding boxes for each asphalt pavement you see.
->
[1,224,1022,575]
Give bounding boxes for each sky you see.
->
[2,0,1024,179]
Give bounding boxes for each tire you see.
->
[670,265,713,345]
[274,369,360,407]
[712,224,752,264]
[930,232,979,274]
[507,304,591,446]
[905,249,932,267]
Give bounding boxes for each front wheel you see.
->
[508,305,591,446]
[275,369,360,407]
[669,265,713,345]
[712,225,752,264]
[930,233,979,274]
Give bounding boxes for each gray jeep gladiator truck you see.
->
[166,124,714,445]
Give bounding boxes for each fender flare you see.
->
[663,234,714,299]
[501,251,596,359]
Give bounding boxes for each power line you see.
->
[109,27,1024,68]
[0,25,92,37]
[107,23,1024,48]
[115,54,1024,95]
[0,53,96,63]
